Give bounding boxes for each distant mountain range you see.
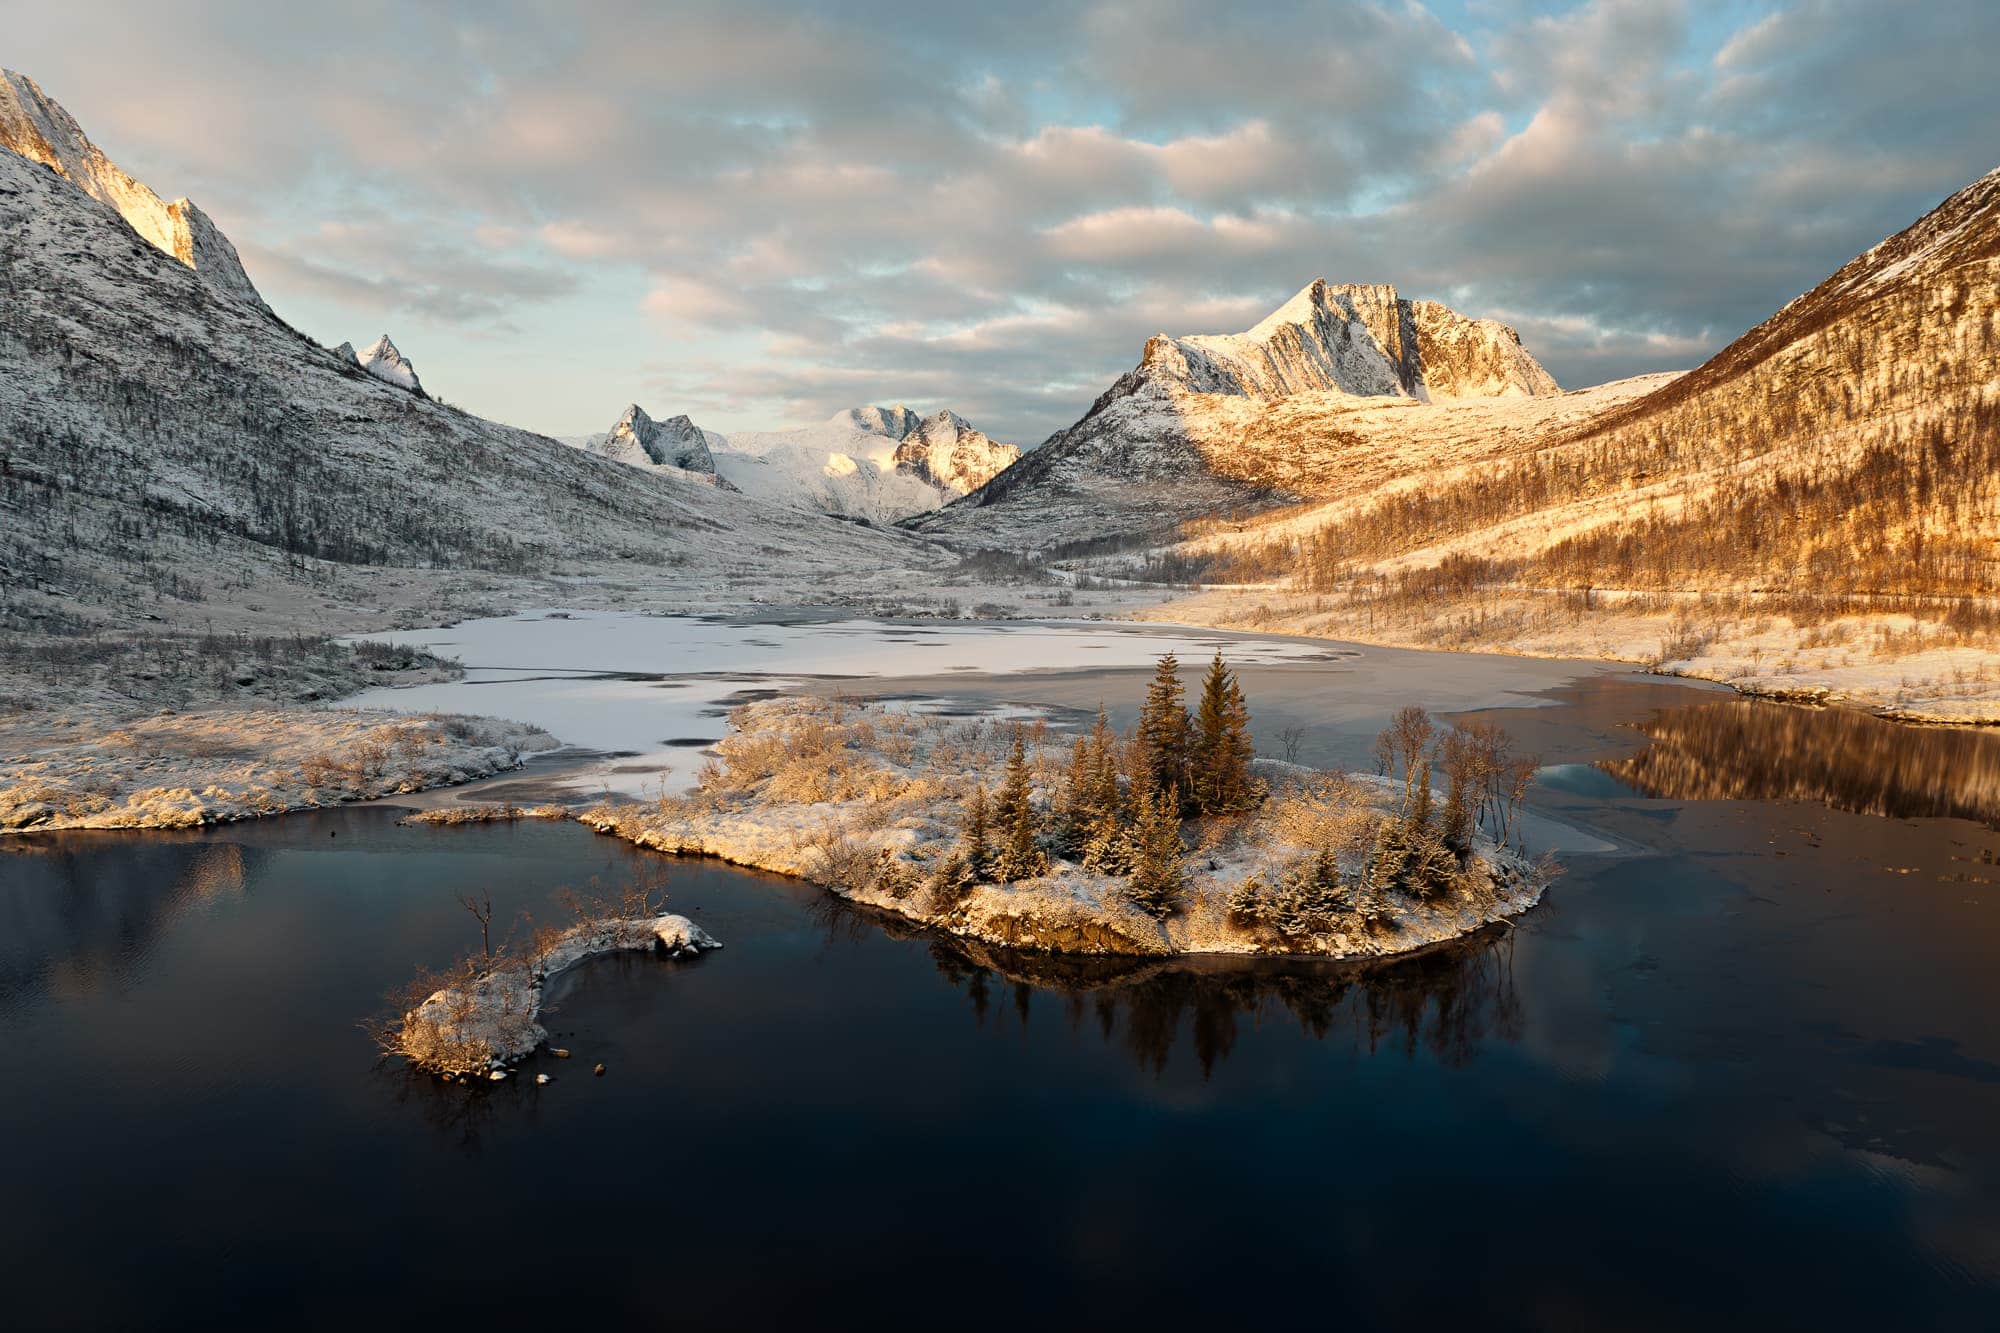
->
[567,402,1019,523]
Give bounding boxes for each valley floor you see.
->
[0,553,1157,833]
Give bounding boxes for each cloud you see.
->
[3,0,1996,438]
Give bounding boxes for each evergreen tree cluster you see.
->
[1136,651,1258,817]
[940,651,1262,920]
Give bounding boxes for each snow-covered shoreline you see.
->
[580,805,1544,960]
[0,707,556,833]
[1140,588,2000,725]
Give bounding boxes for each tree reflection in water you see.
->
[1599,697,2000,825]
[923,929,1524,1078]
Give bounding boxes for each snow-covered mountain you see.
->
[357,334,422,393]
[570,403,1018,522]
[0,85,932,640]
[913,283,1565,548]
[572,403,730,489]
[1151,280,1558,401]
[973,163,2000,637]
[891,410,1022,495]
[333,335,425,394]
[0,68,269,313]
[710,405,1017,522]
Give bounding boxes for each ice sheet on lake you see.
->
[340,613,1343,798]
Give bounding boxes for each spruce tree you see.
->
[1190,651,1255,815]
[1086,707,1122,820]
[992,732,1047,881]
[1137,653,1191,805]
[1081,818,1134,875]
[1124,782,1186,918]
[927,849,974,909]
[1056,733,1094,856]
[1364,813,1411,898]
[1224,674,1254,801]
[963,783,991,881]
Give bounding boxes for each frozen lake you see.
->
[341,612,1370,797]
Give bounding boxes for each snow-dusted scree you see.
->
[578,658,1549,958]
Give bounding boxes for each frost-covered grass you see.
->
[0,708,556,832]
[578,697,1543,958]
[380,912,719,1078]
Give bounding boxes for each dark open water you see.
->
[4,678,2000,1329]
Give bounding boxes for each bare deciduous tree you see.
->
[456,890,495,960]
[1278,724,1308,764]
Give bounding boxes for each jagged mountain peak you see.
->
[1154,279,1557,403]
[893,410,1021,496]
[613,402,655,433]
[354,335,423,394]
[591,402,720,478]
[0,68,269,312]
[917,407,973,432]
[834,404,925,439]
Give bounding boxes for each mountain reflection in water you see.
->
[1600,697,2000,825]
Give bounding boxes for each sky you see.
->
[5,0,1997,444]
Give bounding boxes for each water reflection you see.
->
[923,932,1524,1077]
[1600,697,2000,824]
[0,836,257,1012]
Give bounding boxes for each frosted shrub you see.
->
[1260,774,1374,852]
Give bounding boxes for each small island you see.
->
[376,876,720,1078]
[582,652,1551,959]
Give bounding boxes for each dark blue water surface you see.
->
[4,679,2000,1329]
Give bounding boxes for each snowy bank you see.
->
[0,708,556,832]
[390,914,719,1076]
[1146,587,2000,726]
[577,697,1546,960]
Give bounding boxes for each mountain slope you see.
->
[1247,164,2000,598]
[913,282,1567,549]
[0,68,269,312]
[1128,165,2000,718]
[0,142,926,638]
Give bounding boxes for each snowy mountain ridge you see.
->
[570,402,1018,522]
[0,68,269,313]
[1155,279,1558,402]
